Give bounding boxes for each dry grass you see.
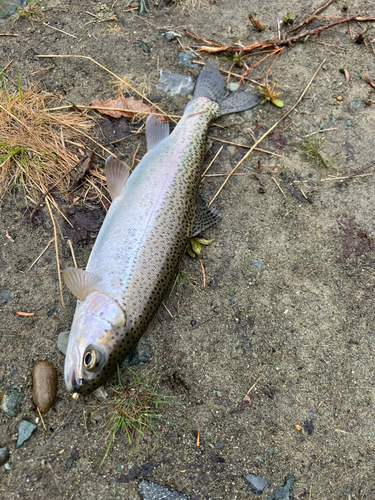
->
[0,84,94,198]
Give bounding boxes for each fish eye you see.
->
[83,349,101,371]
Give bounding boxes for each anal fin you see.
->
[146,114,169,151]
[105,156,130,200]
[192,195,222,237]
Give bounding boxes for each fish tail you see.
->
[192,62,260,117]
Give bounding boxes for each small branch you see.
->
[188,16,360,55]
[45,198,64,307]
[290,0,336,32]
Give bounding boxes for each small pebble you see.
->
[0,290,12,305]
[0,387,25,417]
[178,52,197,68]
[32,360,57,414]
[163,30,181,42]
[57,331,70,355]
[214,443,224,450]
[266,475,294,500]
[16,420,37,448]
[0,447,10,466]
[244,474,268,495]
[138,41,151,54]
[139,480,188,500]
[121,338,151,367]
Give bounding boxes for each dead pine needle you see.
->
[67,239,78,268]
[271,176,287,199]
[45,197,64,307]
[209,59,326,205]
[196,429,200,447]
[243,375,262,402]
[202,146,223,177]
[27,238,54,272]
[198,258,206,287]
[37,407,47,432]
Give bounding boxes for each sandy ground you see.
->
[1,0,375,498]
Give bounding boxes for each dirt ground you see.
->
[1,0,375,498]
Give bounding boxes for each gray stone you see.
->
[244,474,268,495]
[252,259,263,270]
[16,420,37,448]
[121,338,151,367]
[156,70,194,97]
[163,30,181,42]
[139,480,188,500]
[0,290,12,305]
[138,41,151,54]
[266,475,294,500]
[57,331,70,355]
[178,52,197,68]
[214,442,224,450]
[139,0,149,15]
[1,387,25,417]
[0,447,10,466]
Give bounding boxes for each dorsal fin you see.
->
[63,268,102,301]
[146,114,169,151]
[105,156,130,200]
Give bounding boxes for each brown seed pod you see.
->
[249,13,264,32]
[32,360,57,414]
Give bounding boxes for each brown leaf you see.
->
[90,95,153,119]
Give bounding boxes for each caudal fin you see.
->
[193,62,259,117]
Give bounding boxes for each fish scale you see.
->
[63,63,259,395]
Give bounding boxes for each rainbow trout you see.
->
[63,63,259,395]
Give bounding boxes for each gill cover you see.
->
[63,269,127,394]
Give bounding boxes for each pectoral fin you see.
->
[105,156,130,200]
[192,195,222,237]
[146,114,169,151]
[63,267,102,301]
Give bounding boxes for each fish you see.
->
[63,63,259,395]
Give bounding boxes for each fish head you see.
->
[65,292,127,395]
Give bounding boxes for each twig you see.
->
[123,7,138,12]
[43,22,77,38]
[15,311,34,317]
[30,66,55,75]
[188,16,360,55]
[0,34,19,37]
[45,104,181,119]
[67,239,77,268]
[27,239,54,272]
[290,0,336,32]
[208,136,283,157]
[0,60,13,77]
[37,407,48,432]
[198,259,206,288]
[202,146,223,177]
[196,429,200,447]
[209,59,326,205]
[35,54,176,123]
[271,176,287,199]
[45,198,64,307]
